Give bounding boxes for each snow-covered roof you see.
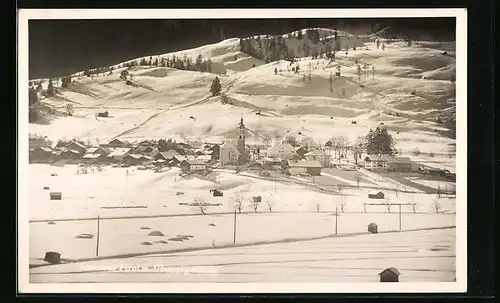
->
[305,150,329,156]
[287,160,322,168]
[36,147,52,152]
[107,148,131,157]
[173,155,188,162]
[268,142,296,155]
[365,154,392,162]
[220,141,240,155]
[185,160,208,166]
[195,155,212,162]
[66,141,86,149]
[390,157,412,163]
[157,150,180,159]
[83,154,101,159]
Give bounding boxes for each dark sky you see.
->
[29,18,455,79]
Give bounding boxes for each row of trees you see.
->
[282,125,396,164]
[239,29,340,64]
[193,195,275,215]
[119,54,213,73]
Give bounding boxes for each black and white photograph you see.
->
[18,9,467,293]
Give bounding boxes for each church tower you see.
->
[237,117,246,165]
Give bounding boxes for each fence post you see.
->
[399,204,402,231]
[96,215,100,257]
[233,210,237,244]
[335,204,338,235]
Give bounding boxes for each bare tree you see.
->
[385,198,392,213]
[266,198,275,212]
[231,195,244,214]
[249,198,260,213]
[65,104,74,116]
[355,172,362,187]
[411,202,417,213]
[339,197,346,213]
[192,198,209,215]
[351,136,365,164]
[433,199,441,213]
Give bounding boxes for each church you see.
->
[219,117,247,165]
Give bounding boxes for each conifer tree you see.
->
[47,79,55,97]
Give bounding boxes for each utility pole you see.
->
[233,210,237,244]
[399,204,402,231]
[96,215,100,257]
[335,204,338,235]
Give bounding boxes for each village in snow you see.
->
[26,26,457,283]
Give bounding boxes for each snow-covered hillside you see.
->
[29,29,456,155]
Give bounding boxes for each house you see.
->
[388,157,412,172]
[107,138,131,148]
[363,155,391,169]
[85,147,111,157]
[195,154,212,163]
[267,142,297,160]
[123,154,151,166]
[106,147,131,162]
[29,147,53,162]
[305,149,332,167]
[171,155,188,167]
[286,160,322,176]
[207,144,220,161]
[249,150,260,162]
[378,267,400,282]
[64,141,87,155]
[295,146,308,159]
[219,141,240,165]
[82,153,102,163]
[29,135,51,150]
[368,191,385,199]
[180,160,208,173]
[133,145,156,155]
[155,150,180,162]
[262,157,284,170]
[62,149,81,160]
[419,166,444,177]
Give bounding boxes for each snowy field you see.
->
[27,29,457,284]
[30,227,456,283]
[29,163,455,262]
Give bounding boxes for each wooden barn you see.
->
[180,160,208,173]
[388,157,412,172]
[286,160,322,176]
[107,138,131,148]
[29,147,53,162]
[64,141,87,155]
[368,191,385,199]
[210,189,223,197]
[379,267,400,282]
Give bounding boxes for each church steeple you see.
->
[237,117,246,165]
